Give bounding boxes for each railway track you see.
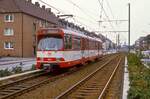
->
[0,63,89,99]
[104,56,124,99]
[0,70,47,99]
[0,70,45,89]
[0,54,117,99]
[0,68,80,99]
[55,55,123,99]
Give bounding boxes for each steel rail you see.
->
[98,57,122,99]
[0,72,66,99]
[0,60,99,99]
[0,54,117,99]
[0,70,45,90]
[55,55,119,99]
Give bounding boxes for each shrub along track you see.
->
[0,54,118,99]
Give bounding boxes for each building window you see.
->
[38,20,49,28]
[45,21,48,27]
[4,28,14,36]
[4,14,14,22]
[39,20,42,27]
[4,42,14,49]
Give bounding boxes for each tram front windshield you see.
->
[38,37,63,51]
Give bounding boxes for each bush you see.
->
[0,64,36,78]
[30,64,36,70]
[147,63,150,66]
[12,66,22,74]
[128,53,150,99]
[0,68,12,77]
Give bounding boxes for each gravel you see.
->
[15,55,115,99]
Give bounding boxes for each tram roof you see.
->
[38,28,102,42]
[62,28,102,42]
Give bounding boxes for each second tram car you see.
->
[36,28,102,70]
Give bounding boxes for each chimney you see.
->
[46,8,51,13]
[26,0,32,3]
[42,5,45,10]
[35,2,40,7]
[82,27,85,31]
[27,0,32,2]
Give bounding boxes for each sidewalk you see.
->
[122,56,129,99]
[0,57,36,71]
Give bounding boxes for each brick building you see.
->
[135,35,150,51]
[0,0,58,57]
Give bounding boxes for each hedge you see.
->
[127,53,150,99]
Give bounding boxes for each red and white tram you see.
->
[36,28,103,70]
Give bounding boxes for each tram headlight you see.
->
[56,58,64,62]
[41,58,44,61]
[37,57,43,61]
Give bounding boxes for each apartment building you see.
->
[0,0,58,57]
[135,35,150,51]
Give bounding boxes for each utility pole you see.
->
[118,33,120,47]
[116,33,120,51]
[128,3,130,52]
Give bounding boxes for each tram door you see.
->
[81,38,86,63]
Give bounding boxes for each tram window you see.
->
[89,40,95,50]
[95,42,98,49]
[89,41,92,50]
[64,34,72,49]
[81,38,86,50]
[73,37,81,50]
[85,39,89,50]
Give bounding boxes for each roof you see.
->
[0,0,58,24]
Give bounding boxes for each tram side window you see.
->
[73,37,81,50]
[81,38,86,50]
[64,34,72,49]
[89,40,94,50]
[85,39,89,50]
[95,42,98,49]
[99,43,102,49]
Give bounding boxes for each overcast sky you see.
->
[33,0,149,45]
